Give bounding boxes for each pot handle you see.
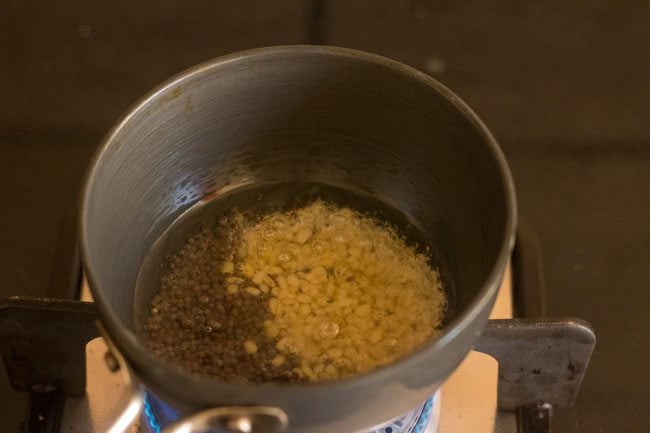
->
[98,323,288,433]
[160,406,288,433]
[97,323,145,433]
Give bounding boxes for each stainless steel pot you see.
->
[80,46,517,433]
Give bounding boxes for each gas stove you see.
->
[0,223,594,433]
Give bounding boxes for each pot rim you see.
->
[79,45,517,397]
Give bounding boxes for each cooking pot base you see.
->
[141,390,440,433]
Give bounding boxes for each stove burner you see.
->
[368,393,437,433]
[142,391,439,433]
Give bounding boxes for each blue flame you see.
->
[143,393,161,433]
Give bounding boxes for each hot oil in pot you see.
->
[136,182,447,383]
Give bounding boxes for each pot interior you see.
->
[82,47,511,362]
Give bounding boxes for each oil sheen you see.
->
[138,182,447,383]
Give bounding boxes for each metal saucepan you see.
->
[80,46,517,433]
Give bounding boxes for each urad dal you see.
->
[145,201,446,382]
